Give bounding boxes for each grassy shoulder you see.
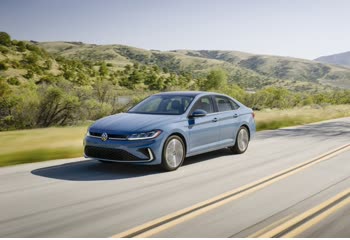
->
[1,104,350,167]
[0,125,87,167]
[255,104,350,131]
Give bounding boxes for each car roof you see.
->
[154,91,219,97]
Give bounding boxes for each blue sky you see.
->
[1,0,349,59]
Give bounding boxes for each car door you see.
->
[187,96,220,154]
[214,95,241,146]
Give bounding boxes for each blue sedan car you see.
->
[84,91,256,171]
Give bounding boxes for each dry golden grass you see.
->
[0,125,88,166]
[255,105,350,131]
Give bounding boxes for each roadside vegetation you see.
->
[1,105,350,167]
[0,124,88,167]
[256,105,350,131]
[2,32,350,131]
[1,32,350,166]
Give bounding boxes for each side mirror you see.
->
[190,109,207,118]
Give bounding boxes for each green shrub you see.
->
[24,52,40,64]
[16,41,27,52]
[0,61,8,71]
[7,77,20,86]
[0,45,9,54]
[24,70,34,79]
[0,32,11,46]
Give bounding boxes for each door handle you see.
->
[212,118,218,122]
[233,114,239,118]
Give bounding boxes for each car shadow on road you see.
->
[31,149,233,181]
[31,160,161,181]
[184,148,232,166]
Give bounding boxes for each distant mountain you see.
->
[315,51,350,68]
[37,41,350,89]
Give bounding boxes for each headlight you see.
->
[127,130,162,140]
[86,130,91,136]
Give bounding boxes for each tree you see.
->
[94,78,114,103]
[17,41,27,52]
[0,32,11,46]
[36,87,80,127]
[0,78,21,129]
[99,62,108,76]
[0,77,9,94]
[9,84,40,129]
[165,73,177,87]
[128,69,145,88]
[202,69,228,90]
[221,84,246,102]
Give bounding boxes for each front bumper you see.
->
[84,145,154,163]
[84,135,165,165]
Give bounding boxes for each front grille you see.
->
[109,134,128,139]
[89,132,101,137]
[89,131,127,139]
[85,146,146,161]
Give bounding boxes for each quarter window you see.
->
[229,99,240,110]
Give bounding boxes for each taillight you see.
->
[252,112,255,118]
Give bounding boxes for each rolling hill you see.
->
[37,41,350,89]
[2,33,350,131]
[315,51,350,68]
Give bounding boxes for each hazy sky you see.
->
[1,0,349,59]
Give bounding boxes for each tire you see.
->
[161,135,185,171]
[230,126,250,154]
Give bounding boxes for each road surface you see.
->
[1,117,350,237]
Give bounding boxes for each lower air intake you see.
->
[85,146,145,161]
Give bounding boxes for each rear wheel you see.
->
[230,126,249,154]
[161,135,185,171]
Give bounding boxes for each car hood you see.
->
[89,113,181,133]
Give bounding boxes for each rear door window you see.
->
[215,96,237,112]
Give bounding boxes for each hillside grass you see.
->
[1,105,350,167]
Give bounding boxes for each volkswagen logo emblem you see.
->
[101,132,108,141]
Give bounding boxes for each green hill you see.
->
[37,42,350,89]
[1,32,350,131]
[0,33,201,130]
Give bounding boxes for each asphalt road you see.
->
[1,117,350,237]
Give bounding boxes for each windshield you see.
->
[128,95,195,115]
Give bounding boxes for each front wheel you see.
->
[161,135,185,171]
[230,126,250,154]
